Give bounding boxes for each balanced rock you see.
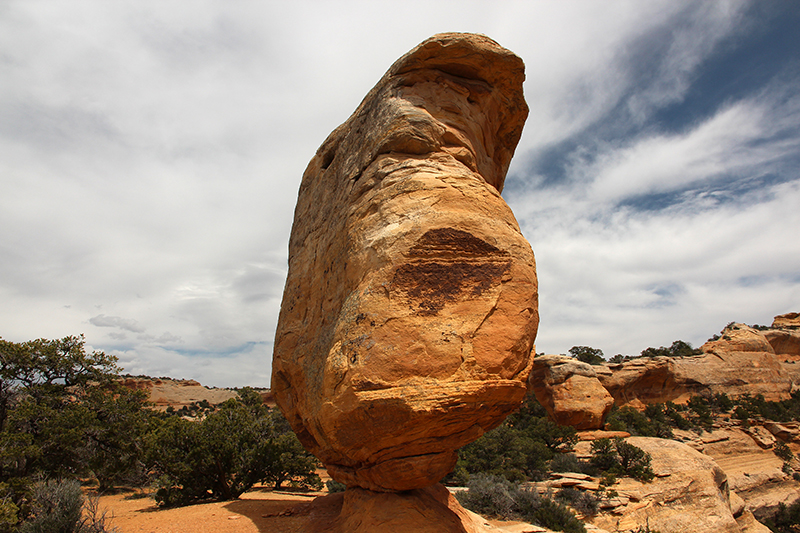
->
[272,33,537,492]
[529,355,613,429]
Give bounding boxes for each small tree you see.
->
[145,390,321,507]
[568,346,605,365]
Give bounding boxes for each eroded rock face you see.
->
[272,33,537,492]
[588,437,741,533]
[529,355,613,430]
[597,323,796,407]
[773,312,800,329]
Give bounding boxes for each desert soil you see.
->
[95,488,322,533]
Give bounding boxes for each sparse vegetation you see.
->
[763,501,800,533]
[639,340,701,358]
[455,474,585,533]
[589,438,654,482]
[0,335,323,530]
[448,394,577,484]
[145,388,321,507]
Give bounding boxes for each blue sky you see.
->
[1,1,798,387]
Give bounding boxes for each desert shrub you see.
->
[763,501,800,533]
[640,340,701,359]
[451,394,576,484]
[550,454,595,476]
[145,390,321,507]
[325,480,346,493]
[774,441,795,463]
[455,474,519,520]
[19,479,83,533]
[523,497,586,533]
[615,440,655,482]
[589,439,618,472]
[555,487,599,516]
[455,474,585,533]
[589,438,654,482]
[686,396,713,429]
[607,405,673,438]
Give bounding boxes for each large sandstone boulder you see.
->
[272,33,537,492]
[529,355,613,430]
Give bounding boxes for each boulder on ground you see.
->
[272,33,537,492]
[529,355,613,429]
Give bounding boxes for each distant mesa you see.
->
[271,30,537,519]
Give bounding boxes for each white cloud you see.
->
[89,314,146,333]
[1,0,797,386]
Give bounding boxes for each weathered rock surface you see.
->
[586,437,742,533]
[597,323,797,406]
[299,483,559,533]
[272,33,537,491]
[699,426,800,522]
[765,329,800,359]
[529,355,613,429]
[773,312,800,329]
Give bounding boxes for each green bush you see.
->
[555,487,599,516]
[451,394,576,484]
[325,480,346,493]
[455,474,585,533]
[550,454,595,476]
[19,479,83,533]
[774,441,795,463]
[640,340,701,358]
[615,440,655,482]
[763,501,800,533]
[145,390,321,507]
[568,346,604,365]
[455,474,519,520]
[589,438,654,482]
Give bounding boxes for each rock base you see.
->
[295,484,493,533]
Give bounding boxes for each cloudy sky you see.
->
[2,1,798,387]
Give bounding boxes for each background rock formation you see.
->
[272,33,537,492]
[596,320,800,408]
[529,355,613,430]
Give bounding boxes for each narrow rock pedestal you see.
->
[302,484,492,533]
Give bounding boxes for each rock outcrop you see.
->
[597,322,799,407]
[529,355,614,430]
[773,312,800,329]
[697,427,800,522]
[586,437,742,533]
[272,33,537,493]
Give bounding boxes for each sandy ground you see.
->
[95,488,323,533]
[93,488,552,533]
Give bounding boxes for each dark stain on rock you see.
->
[407,228,509,257]
[393,228,510,315]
